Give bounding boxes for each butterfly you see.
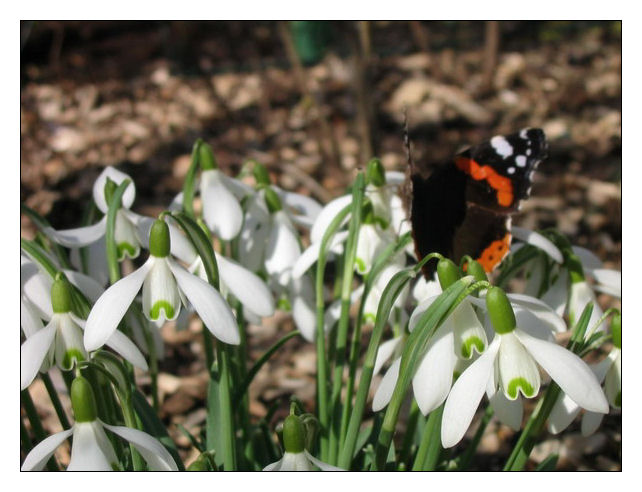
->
[402,128,548,278]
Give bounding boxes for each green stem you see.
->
[105,179,131,285]
[399,399,420,467]
[216,342,237,470]
[412,404,443,470]
[314,204,353,460]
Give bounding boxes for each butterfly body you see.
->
[404,128,548,277]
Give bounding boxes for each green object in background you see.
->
[290,21,330,65]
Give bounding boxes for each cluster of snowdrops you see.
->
[20,140,621,471]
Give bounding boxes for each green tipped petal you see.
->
[150,300,175,320]
[461,336,485,359]
[506,377,536,399]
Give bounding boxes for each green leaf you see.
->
[535,453,559,471]
[181,139,203,219]
[170,211,220,289]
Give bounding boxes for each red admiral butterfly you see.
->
[403,128,548,277]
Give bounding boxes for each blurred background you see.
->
[20,20,621,470]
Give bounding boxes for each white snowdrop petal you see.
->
[572,245,603,271]
[590,269,621,298]
[168,259,240,345]
[497,332,541,400]
[511,226,562,263]
[372,357,401,412]
[412,327,456,415]
[104,330,149,371]
[305,451,344,471]
[67,421,118,471]
[84,258,153,351]
[142,258,182,322]
[21,322,57,389]
[93,167,136,213]
[44,218,107,248]
[581,411,605,437]
[310,194,353,244]
[547,392,581,434]
[515,329,609,413]
[216,253,274,317]
[441,337,500,448]
[201,169,243,240]
[373,336,404,376]
[63,269,105,303]
[489,391,523,431]
[103,423,178,471]
[20,428,74,471]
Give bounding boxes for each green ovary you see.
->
[150,300,175,320]
[506,377,536,399]
[63,349,86,370]
[461,336,485,358]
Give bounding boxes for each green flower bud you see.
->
[611,312,621,349]
[485,286,516,335]
[149,219,171,257]
[366,158,386,187]
[51,275,73,314]
[199,142,218,171]
[264,187,283,213]
[466,260,488,283]
[437,258,461,290]
[252,162,271,186]
[71,376,98,423]
[282,414,305,454]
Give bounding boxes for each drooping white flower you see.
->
[263,414,342,471]
[21,377,177,471]
[84,219,239,351]
[441,287,608,448]
[43,167,151,282]
[20,276,147,390]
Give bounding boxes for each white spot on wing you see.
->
[526,148,532,156]
[490,136,513,158]
[507,167,516,174]
[515,155,527,167]
[520,129,530,139]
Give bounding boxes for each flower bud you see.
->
[71,376,98,423]
[199,142,218,171]
[485,286,516,334]
[282,415,305,454]
[611,312,621,349]
[252,162,271,186]
[466,260,487,283]
[51,275,73,314]
[366,158,386,187]
[264,187,283,213]
[437,258,460,290]
[149,219,171,257]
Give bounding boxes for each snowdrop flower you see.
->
[21,275,147,390]
[548,312,621,436]
[21,376,177,471]
[373,260,487,414]
[84,218,239,351]
[197,143,252,241]
[441,286,608,448]
[263,414,341,471]
[21,253,105,336]
[43,167,153,283]
[168,226,275,320]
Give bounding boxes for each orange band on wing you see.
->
[477,233,511,272]
[455,157,514,207]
